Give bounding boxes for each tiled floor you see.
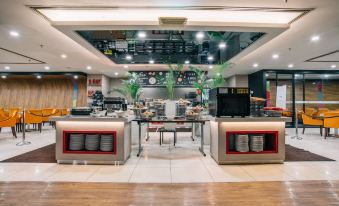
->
[0,126,339,183]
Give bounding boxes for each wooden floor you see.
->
[0,181,339,205]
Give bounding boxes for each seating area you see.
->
[0,108,69,138]
[300,107,339,138]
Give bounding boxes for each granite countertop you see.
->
[50,115,135,122]
[209,116,292,122]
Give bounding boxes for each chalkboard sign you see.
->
[132,71,198,87]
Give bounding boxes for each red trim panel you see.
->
[63,130,117,155]
[226,131,278,154]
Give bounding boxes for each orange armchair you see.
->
[316,108,329,117]
[25,109,43,132]
[0,110,18,138]
[42,108,59,123]
[323,112,339,138]
[301,112,323,136]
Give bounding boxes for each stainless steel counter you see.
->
[53,115,133,165]
[209,116,288,164]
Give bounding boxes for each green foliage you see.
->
[189,65,208,94]
[190,62,232,92]
[166,64,176,100]
[109,72,142,103]
[208,62,232,89]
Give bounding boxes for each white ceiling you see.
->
[0,0,338,78]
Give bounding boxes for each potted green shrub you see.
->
[109,72,142,104]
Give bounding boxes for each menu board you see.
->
[132,71,198,87]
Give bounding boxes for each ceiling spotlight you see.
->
[1,75,7,79]
[218,42,227,49]
[137,31,146,38]
[44,66,50,70]
[209,65,213,69]
[185,60,190,64]
[265,73,269,77]
[272,54,279,59]
[114,72,119,76]
[311,35,320,42]
[312,82,316,85]
[125,55,132,60]
[36,75,42,79]
[288,64,294,68]
[61,54,67,58]
[9,31,19,37]
[207,56,214,61]
[74,75,78,79]
[86,66,92,70]
[331,65,336,68]
[196,32,204,40]
[4,66,10,70]
[149,59,155,64]
[253,63,259,68]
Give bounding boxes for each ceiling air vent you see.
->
[159,17,187,26]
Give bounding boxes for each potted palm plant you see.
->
[109,72,142,104]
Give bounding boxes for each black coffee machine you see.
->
[209,87,250,117]
[103,97,126,112]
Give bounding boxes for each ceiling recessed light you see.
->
[218,42,226,49]
[123,65,129,69]
[44,66,50,70]
[4,66,10,70]
[74,75,78,79]
[311,35,320,42]
[288,64,294,68]
[137,31,146,38]
[331,64,336,68]
[312,82,316,85]
[209,65,213,69]
[253,63,259,68]
[265,73,269,77]
[272,54,279,59]
[125,55,132,60]
[324,74,329,78]
[1,75,7,79]
[9,31,19,37]
[149,59,155,64]
[61,54,67,58]
[36,75,42,79]
[114,72,119,76]
[184,60,190,64]
[86,66,92,70]
[207,56,214,61]
[196,32,204,40]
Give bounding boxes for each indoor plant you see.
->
[109,72,142,104]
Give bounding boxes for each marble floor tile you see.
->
[129,167,171,183]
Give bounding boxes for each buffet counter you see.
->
[209,116,291,164]
[51,116,133,165]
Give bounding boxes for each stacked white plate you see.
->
[69,134,85,151]
[235,134,249,152]
[250,135,264,152]
[100,135,114,152]
[85,134,100,151]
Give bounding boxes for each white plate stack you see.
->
[85,134,100,151]
[69,134,85,151]
[250,135,264,152]
[235,134,249,152]
[100,135,113,152]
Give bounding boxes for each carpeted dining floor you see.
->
[1,144,335,163]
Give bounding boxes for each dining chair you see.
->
[0,110,18,138]
[323,111,339,139]
[301,109,323,136]
[25,109,43,132]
